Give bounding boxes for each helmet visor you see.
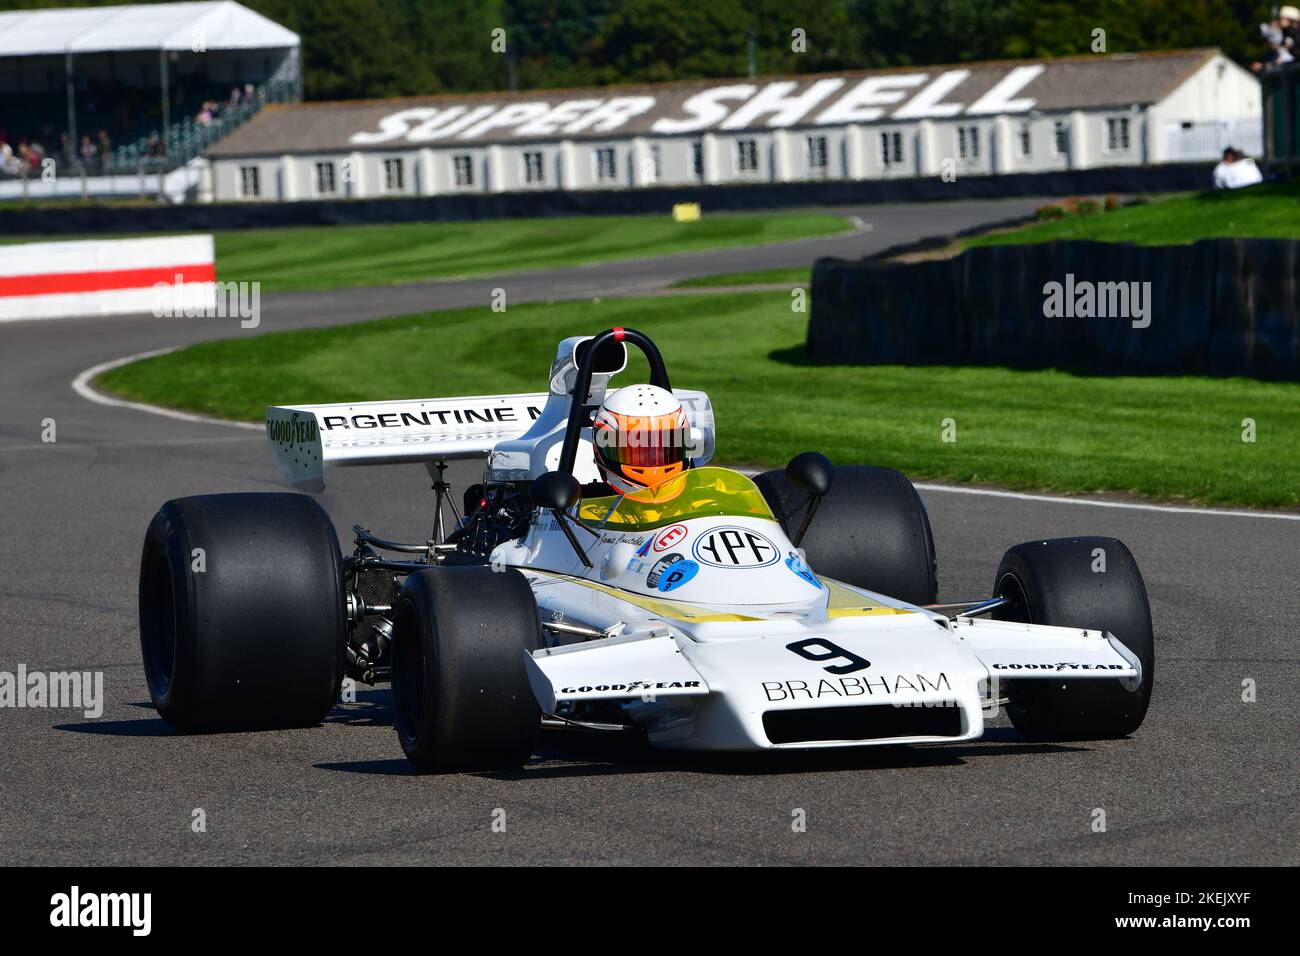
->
[594,412,689,469]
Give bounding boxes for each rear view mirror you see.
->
[530,471,581,511]
[786,451,833,497]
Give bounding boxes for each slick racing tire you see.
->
[391,566,542,772]
[993,537,1155,741]
[138,493,347,732]
[755,464,938,606]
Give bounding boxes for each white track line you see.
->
[75,352,1298,523]
[71,348,262,431]
[912,482,1300,522]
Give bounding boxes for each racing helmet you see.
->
[591,384,690,495]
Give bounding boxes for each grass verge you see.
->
[964,182,1300,248]
[671,266,811,288]
[96,291,1299,509]
[209,212,848,291]
[0,211,848,290]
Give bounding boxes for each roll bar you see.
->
[556,327,670,476]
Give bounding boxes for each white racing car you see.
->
[138,327,1154,771]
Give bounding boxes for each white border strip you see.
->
[71,348,262,431]
[913,482,1300,522]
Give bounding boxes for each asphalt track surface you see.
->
[1,198,1295,866]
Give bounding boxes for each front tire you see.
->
[993,537,1155,741]
[138,493,347,732]
[391,566,542,772]
[755,463,937,605]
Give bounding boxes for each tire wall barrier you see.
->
[808,239,1300,381]
[1,163,1213,237]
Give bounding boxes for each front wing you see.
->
[523,608,1141,751]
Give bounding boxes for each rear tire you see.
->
[138,493,347,732]
[993,537,1155,741]
[391,566,542,772]
[755,463,937,605]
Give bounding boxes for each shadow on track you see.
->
[54,717,175,736]
[314,723,1085,779]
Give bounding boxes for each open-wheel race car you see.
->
[138,327,1155,771]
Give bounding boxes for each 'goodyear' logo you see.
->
[266,412,319,445]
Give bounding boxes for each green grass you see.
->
[210,213,848,291]
[96,291,1300,509]
[965,182,1300,248]
[0,211,849,288]
[671,266,811,288]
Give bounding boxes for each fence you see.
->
[1163,118,1264,161]
[808,239,1300,381]
[1262,60,1300,176]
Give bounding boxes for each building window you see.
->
[880,130,904,166]
[383,157,404,192]
[453,154,474,188]
[1018,122,1032,158]
[1053,120,1070,156]
[522,150,544,185]
[239,165,260,198]
[647,143,661,182]
[735,138,758,173]
[315,161,336,195]
[806,135,829,176]
[1106,116,1131,151]
[957,125,979,160]
[692,140,704,178]
[595,146,617,182]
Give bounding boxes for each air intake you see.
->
[763,704,962,745]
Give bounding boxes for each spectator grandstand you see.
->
[0,1,300,198]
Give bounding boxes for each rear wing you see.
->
[267,336,717,492]
[266,393,548,492]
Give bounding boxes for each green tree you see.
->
[0,0,1280,98]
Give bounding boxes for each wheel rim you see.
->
[140,548,177,698]
[392,603,424,745]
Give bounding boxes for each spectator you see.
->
[1283,6,1300,47]
[1253,7,1298,72]
[97,129,112,165]
[60,132,74,170]
[26,139,44,173]
[79,134,98,171]
[0,136,17,175]
[1213,147,1264,189]
[228,85,242,109]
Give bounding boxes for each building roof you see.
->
[0,1,299,57]
[208,48,1223,158]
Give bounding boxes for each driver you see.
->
[591,384,690,497]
